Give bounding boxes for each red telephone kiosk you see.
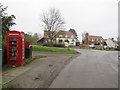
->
[6,31,26,65]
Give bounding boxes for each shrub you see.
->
[114,48,119,51]
[25,58,32,64]
[53,43,65,47]
[43,42,65,47]
[42,42,53,47]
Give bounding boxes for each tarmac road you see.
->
[50,49,118,88]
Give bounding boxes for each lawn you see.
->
[32,45,78,54]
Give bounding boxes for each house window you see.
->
[59,39,63,43]
[96,39,98,41]
[65,35,68,38]
[89,38,92,41]
[92,39,94,41]
[72,39,74,42]
[47,35,49,38]
[48,39,51,42]
[59,35,62,37]
[64,40,69,43]
[71,35,74,38]
[45,34,49,38]
[71,43,74,45]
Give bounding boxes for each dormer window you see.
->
[72,39,74,42]
[59,35,62,37]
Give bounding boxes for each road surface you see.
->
[50,49,118,88]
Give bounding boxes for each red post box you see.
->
[6,31,26,65]
[25,42,30,49]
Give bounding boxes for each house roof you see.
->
[37,37,44,43]
[103,39,107,41]
[107,38,117,43]
[88,35,103,39]
[69,29,77,36]
[60,31,76,38]
[44,30,77,38]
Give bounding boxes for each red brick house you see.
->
[82,33,104,46]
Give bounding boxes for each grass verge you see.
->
[3,55,47,70]
[102,48,119,51]
[2,55,46,89]
[78,46,119,51]
[2,84,12,89]
[32,45,79,54]
[25,56,47,64]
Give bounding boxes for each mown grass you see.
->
[32,45,78,54]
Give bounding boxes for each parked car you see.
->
[89,44,95,48]
[64,42,69,47]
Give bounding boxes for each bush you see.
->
[43,42,65,47]
[103,48,119,51]
[53,43,65,47]
[25,58,32,64]
[43,42,53,47]
[114,48,119,51]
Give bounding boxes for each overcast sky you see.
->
[1,0,119,41]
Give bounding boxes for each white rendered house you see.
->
[105,38,118,48]
[56,31,77,46]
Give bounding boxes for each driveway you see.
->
[50,49,118,88]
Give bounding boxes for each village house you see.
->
[44,30,77,46]
[82,33,104,47]
[104,38,118,48]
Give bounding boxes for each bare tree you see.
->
[40,8,65,43]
